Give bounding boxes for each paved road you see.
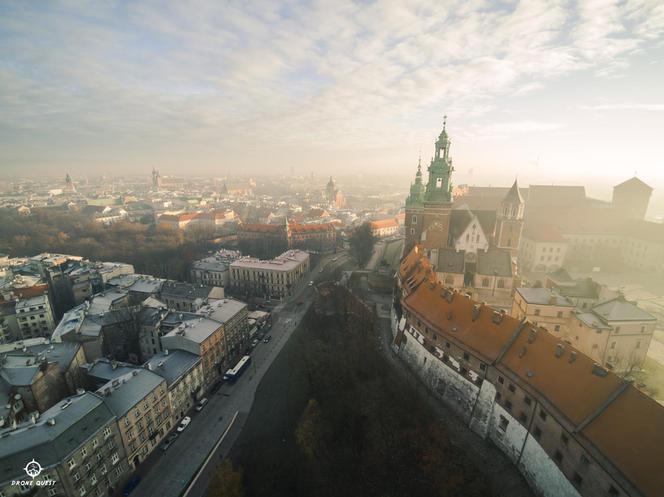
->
[131,252,345,497]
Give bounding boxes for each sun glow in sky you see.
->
[1,0,663,189]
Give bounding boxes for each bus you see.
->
[223,355,251,383]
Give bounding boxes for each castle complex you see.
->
[392,245,663,497]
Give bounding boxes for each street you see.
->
[130,251,346,497]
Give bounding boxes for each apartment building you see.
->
[0,392,130,497]
[230,250,310,300]
[15,294,56,339]
[98,369,170,469]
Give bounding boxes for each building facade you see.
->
[229,250,310,300]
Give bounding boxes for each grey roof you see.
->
[504,180,524,204]
[575,312,612,330]
[613,176,653,192]
[516,288,574,307]
[477,248,512,277]
[546,268,575,286]
[84,358,138,387]
[557,278,601,299]
[145,350,200,387]
[162,317,223,344]
[0,364,39,386]
[0,342,81,386]
[0,392,115,483]
[98,369,164,418]
[592,297,657,322]
[196,298,247,324]
[160,281,213,301]
[436,249,465,274]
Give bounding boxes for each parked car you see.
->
[177,416,191,432]
[263,335,272,343]
[122,476,141,496]
[195,398,209,412]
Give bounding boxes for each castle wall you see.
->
[392,307,584,497]
[519,434,582,497]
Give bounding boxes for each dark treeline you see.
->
[217,292,490,497]
[0,209,213,280]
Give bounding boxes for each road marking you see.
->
[181,410,240,497]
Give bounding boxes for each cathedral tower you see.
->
[404,117,455,255]
[494,179,524,256]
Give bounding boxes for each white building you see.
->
[15,294,55,338]
[230,250,310,299]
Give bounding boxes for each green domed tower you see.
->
[405,156,426,207]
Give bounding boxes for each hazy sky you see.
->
[1,0,663,188]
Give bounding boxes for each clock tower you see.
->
[404,117,455,258]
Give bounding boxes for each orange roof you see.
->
[370,218,399,229]
[582,387,664,497]
[399,244,664,495]
[404,283,521,363]
[498,323,624,426]
[289,222,335,232]
[522,223,565,243]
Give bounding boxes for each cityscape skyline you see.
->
[1,1,663,187]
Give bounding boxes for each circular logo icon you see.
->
[24,459,42,479]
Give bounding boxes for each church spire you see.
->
[424,115,453,204]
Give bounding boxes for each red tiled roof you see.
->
[239,223,286,233]
[289,222,335,233]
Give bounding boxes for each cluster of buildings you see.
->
[392,245,663,497]
[0,254,135,344]
[0,254,256,497]
[511,270,657,374]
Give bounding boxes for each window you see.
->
[636,341,641,349]
[554,450,563,463]
[557,311,563,318]
[554,325,560,332]
[505,400,513,411]
[68,459,76,470]
[580,454,589,466]
[497,279,505,289]
[539,410,547,422]
[103,426,112,438]
[572,473,583,487]
[73,473,80,482]
[124,418,130,427]
[610,341,616,350]
[561,433,569,446]
[463,352,469,361]
[499,415,509,431]
[48,490,58,497]
[111,452,120,465]
[508,384,516,393]
[92,439,98,449]
[482,278,490,287]
[524,395,532,406]
[90,475,97,486]
[79,486,86,497]
[498,376,504,384]
[412,215,417,224]
[80,448,87,457]
[100,465,107,475]
[533,426,542,439]
[479,363,486,371]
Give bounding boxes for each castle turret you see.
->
[494,179,525,256]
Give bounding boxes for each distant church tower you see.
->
[64,173,76,193]
[494,179,525,256]
[404,116,455,255]
[151,167,162,191]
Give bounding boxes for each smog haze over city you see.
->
[2,3,664,497]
